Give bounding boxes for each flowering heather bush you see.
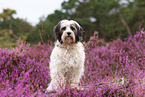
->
[0,42,52,96]
[83,30,145,96]
[0,30,145,96]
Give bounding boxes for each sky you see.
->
[0,0,65,26]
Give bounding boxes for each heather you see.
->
[0,31,145,96]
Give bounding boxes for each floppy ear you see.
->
[53,21,62,43]
[75,24,84,43]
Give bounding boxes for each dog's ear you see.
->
[53,21,62,43]
[75,24,84,43]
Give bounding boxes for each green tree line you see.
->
[0,0,145,48]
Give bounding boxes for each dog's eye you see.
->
[71,27,75,30]
[61,27,66,30]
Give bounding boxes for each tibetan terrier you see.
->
[46,20,85,92]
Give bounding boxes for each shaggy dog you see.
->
[46,20,85,92]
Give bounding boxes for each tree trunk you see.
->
[118,11,132,36]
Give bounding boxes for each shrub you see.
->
[0,30,144,96]
[0,42,52,96]
[83,30,145,96]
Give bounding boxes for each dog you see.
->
[46,20,85,92]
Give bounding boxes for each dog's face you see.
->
[54,20,84,44]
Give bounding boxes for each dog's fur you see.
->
[46,20,85,92]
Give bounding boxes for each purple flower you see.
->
[0,30,145,96]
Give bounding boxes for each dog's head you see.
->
[54,20,84,44]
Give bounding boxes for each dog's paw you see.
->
[45,87,57,93]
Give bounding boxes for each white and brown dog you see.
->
[46,20,85,92]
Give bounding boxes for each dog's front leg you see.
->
[46,73,66,92]
[69,67,84,89]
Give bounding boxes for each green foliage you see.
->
[0,8,34,48]
[33,0,145,42]
[0,29,17,48]
[1,0,145,45]
[27,10,69,43]
[0,8,16,21]
[129,0,145,32]
[10,18,34,40]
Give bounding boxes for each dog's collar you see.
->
[56,44,75,49]
[56,44,66,48]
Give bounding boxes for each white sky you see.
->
[0,0,65,26]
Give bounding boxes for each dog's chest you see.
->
[51,43,85,67]
[57,48,81,66]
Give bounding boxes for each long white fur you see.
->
[46,20,85,92]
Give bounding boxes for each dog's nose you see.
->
[67,32,71,35]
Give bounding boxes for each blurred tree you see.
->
[28,0,145,43]
[0,8,34,48]
[44,0,144,42]
[0,29,17,48]
[0,8,16,30]
[1,1,145,44]
[0,8,16,21]
[44,0,123,41]
[10,18,34,41]
[27,10,69,43]
[129,0,145,32]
